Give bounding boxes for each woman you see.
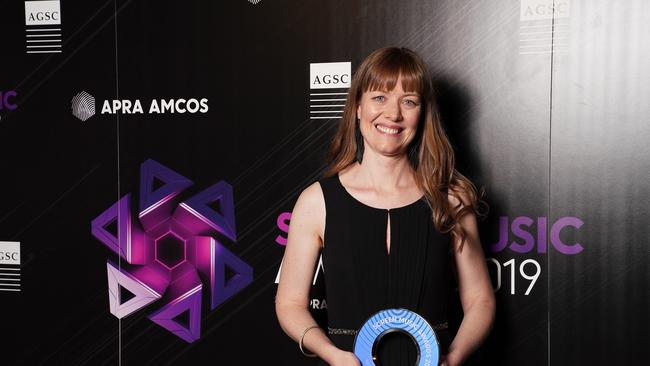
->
[276,47,495,366]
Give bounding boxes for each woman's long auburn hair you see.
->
[324,47,485,249]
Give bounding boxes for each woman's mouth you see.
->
[375,124,402,135]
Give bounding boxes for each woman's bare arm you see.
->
[444,193,496,366]
[275,182,359,366]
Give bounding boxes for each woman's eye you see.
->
[373,96,385,102]
[404,99,418,106]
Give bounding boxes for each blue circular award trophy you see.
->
[353,309,439,366]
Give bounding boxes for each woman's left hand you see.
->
[439,352,461,366]
[439,355,448,366]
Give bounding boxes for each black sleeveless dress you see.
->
[317,174,452,366]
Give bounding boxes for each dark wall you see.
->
[0,0,647,365]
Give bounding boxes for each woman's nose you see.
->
[383,100,403,121]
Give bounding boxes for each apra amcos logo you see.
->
[71,91,94,121]
[71,91,209,121]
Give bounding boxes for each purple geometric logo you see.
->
[91,159,253,342]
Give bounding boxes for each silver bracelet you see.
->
[299,325,320,358]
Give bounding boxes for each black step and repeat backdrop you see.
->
[1,0,648,365]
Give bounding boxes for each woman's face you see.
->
[356,75,422,158]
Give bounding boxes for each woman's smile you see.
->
[374,123,404,135]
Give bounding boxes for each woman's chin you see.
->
[366,145,408,159]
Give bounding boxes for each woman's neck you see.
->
[350,149,416,193]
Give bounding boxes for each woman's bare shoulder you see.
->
[296,181,326,211]
[291,181,326,239]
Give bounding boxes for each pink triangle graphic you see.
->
[139,159,193,229]
[149,284,202,343]
[106,262,162,319]
[92,194,148,264]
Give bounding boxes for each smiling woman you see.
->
[276,47,495,366]
[357,79,421,158]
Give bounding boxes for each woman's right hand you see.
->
[329,350,361,366]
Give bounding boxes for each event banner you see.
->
[1,0,647,365]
